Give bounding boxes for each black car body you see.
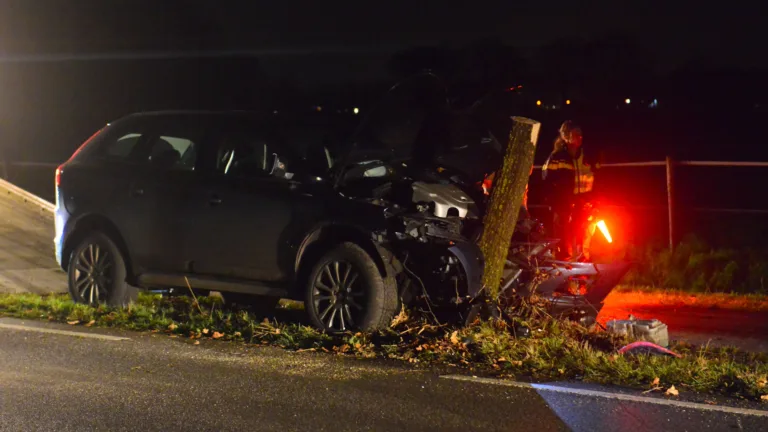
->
[54,79,487,333]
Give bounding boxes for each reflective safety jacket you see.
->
[542,147,597,205]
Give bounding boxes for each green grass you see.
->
[600,236,768,295]
[1,292,767,401]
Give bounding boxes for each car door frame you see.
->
[122,114,213,275]
[180,116,301,284]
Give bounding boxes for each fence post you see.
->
[666,156,675,251]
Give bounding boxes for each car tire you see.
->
[67,232,138,307]
[305,242,398,334]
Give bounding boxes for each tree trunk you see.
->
[478,117,540,298]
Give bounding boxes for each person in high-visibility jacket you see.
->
[542,121,599,260]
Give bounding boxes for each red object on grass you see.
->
[618,341,682,358]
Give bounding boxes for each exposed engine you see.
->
[410,182,475,218]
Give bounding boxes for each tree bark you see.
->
[478,117,540,298]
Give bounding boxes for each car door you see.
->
[66,118,154,268]
[181,119,297,283]
[122,115,208,274]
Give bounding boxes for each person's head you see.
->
[559,121,583,152]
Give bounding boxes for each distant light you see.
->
[353,107,360,115]
[625,98,631,104]
[273,110,278,115]
[517,85,523,89]
[536,100,542,106]
[316,106,323,112]
[566,99,571,105]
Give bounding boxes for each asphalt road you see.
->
[0,183,66,294]
[2,318,767,432]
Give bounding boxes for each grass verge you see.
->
[1,292,767,401]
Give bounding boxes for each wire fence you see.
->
[530,159,768,249]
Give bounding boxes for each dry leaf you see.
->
[665,386,679,396]
[758,378,767,388]
[84,320,96,327]
[512,360,523,366]
[354,343,362,350]
[652,377,660,386]
[761,395,768,402]
[450,331,460,345]
[167,323,178,331]
[202,328,209,335]
[233,331,242,337]
[497,358,507,363]
[66,320,79,325]
[274,328,281,335]
[212,331,224,339]
[193,340,200,345]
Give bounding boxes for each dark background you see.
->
[1,0,766,247]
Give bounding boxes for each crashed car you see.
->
[54,75,485,333]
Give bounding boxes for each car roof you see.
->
[121,110,267,120]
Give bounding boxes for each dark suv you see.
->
[55,104,485,333]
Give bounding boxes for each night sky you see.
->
[1,0,765,86]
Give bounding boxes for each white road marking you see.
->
[0,323,130,341]
[440,375,768,418]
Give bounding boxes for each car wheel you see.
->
[67,232,137,307]
[305,242,398,334]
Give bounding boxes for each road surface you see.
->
[0,182,66,294]
[2,317,767,432]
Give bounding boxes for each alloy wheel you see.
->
[73,243,114,304]
[312,260,365,332]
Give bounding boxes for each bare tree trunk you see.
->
[478,117,540,298]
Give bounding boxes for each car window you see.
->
[93,131,145,162]
[146,134,198,171]
[104,133,141,158]
[214,134,273,178]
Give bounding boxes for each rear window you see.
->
[146,134,198,171]
[72,117,147,163]
[104,133,142,158]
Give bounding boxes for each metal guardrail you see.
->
[6,161,59,168]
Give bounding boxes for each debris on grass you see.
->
[1,292,767,401]
[618,341,682,358]
[665,385,680,397]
